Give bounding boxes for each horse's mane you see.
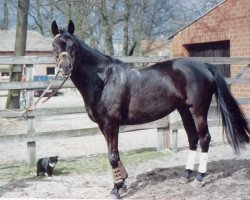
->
[60,30,123,65]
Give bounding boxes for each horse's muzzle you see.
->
[57,52,73,76]
[59,60,73,76]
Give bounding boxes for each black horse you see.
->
[51,20,249,198]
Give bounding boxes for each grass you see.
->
[0,163,35,181]
[0,148,169,181]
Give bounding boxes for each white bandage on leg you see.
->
[198,152,208,173]
[185,150,197,170]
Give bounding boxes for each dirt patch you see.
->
[125,159,250,200]
[0,145,249,199]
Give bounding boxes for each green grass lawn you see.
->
[0,148,169,181]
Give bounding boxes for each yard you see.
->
[0,94,249,199]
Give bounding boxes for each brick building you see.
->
[169,0,250,116]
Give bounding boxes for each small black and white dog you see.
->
[36,156,58,177]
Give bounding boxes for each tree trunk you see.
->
[73,1,86,40]
[36,0,43,35]
[130,0,146,56]
[65,0,72,21]
[6,0,30,109]
[1,0,9,30]
[123,0,129,56]
[99,0,115,55]
[48,0,54,37]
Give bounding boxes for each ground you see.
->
[0,94,249,199]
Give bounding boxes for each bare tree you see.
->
[1,0,9,30]
[122,0,129,55]
[6,0,30,109]
[98,0,118,55]
[65,0,72,21]
[2,0,223,55]
[35,0,43,34]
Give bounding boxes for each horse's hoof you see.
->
[178,176,190,184]
[119,183,127,194]
[191,179,204,188]
[110,189,121,199]
[110,194,121,199]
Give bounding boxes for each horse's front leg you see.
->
[102,123,128,199]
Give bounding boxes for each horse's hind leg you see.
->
[192,115,211,187]
[177,107,199,184]
[178,106,211,186]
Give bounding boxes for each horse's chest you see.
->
[85,103,105,124]
[85,106,96,122]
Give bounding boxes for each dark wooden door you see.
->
[184,40,230,77]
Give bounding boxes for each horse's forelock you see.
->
[53,30,72,40]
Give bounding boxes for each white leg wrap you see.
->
[185,150,196,170]
[198,153,208,173]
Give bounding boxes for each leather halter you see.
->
[56,51,74,76]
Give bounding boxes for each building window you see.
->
[2,72,9,76]
[47,67,55,75]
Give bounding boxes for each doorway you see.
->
[184,40,230,77]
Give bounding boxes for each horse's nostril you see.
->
[58,61,72,76]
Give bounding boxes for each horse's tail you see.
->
[206,63,250,154]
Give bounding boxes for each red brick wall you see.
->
[171,0,250,116]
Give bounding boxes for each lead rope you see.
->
[9,51,74,119]
[19,70,69,119]
[41,75,70,104]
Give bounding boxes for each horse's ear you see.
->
[51,20,59,37]
[68,20,75,35]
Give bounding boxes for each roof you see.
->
[168,0,226,39]
[0,30,53,52]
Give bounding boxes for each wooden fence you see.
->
[0,56,249,165]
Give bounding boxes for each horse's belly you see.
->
[125,109,174,125]
[124,99,175,125]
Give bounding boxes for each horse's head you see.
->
[51,20,77,76]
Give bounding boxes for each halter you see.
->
[54,33,75,76]
[56,51,74,76]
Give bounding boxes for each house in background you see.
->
[0,30,55,81]
[168,0,250,116]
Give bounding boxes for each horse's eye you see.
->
[68,43,75,53]
[68,42,75,48]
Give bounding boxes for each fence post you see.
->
[25,64,36,166]
[170,129,178,153]
[157,116,170,151]
[169,111,179,153]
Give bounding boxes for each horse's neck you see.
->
[76,40,110,65]
[71,41,113,105]
[70,61,105,107]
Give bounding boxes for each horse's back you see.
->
[122,58,215,124]
[148,58,215,98]
[154,58,214,81]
